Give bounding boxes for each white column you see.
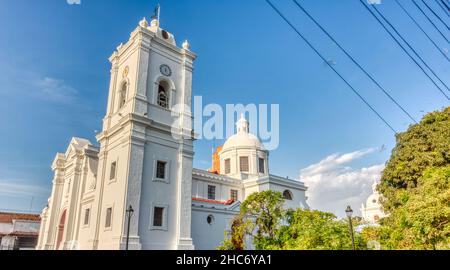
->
[44,163,65,250]
[119,136,145,250]
[175,143,195,250]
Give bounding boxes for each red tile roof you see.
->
[0,212,41,223]
[192,197,235,205]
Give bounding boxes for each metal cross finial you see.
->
[152,4,161,22]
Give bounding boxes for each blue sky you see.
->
[0,0,448,217]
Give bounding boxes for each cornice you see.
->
[192,168,242,186]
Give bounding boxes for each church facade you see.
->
[36,17,308,250]
[360,182,386,225]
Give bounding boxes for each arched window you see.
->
[119,82,127,109]
[157,81,170,109]
[283,190,293,200]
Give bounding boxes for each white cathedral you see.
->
[360,181,386,224]
[36,16,309,250]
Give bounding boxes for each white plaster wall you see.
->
[76,199,95,250]
[268,183,308,209]
[96,133,130,250]
[146,48,186,113]
[12,220,40,234]
[191,209,236,250]
[107,48,140,129]
[138,138,180,249]
[192,179,243,202]
[220,148,268,180]
[0,223,12,234]
[243,184,261,199]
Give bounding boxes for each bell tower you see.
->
[92,13,196,250]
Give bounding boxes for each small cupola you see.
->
[236,114,250,133]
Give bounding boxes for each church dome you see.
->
[365,181,381,208]
[222,133,264,150]
[361,181,387,224]
[219,114,269,178]
[222,115,265,151]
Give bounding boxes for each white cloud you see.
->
[300,148,384,218]
[35,77,78,103]
[67,0,81,5]
[0,63,79,104]
[0,179,49,198]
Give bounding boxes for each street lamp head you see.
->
[127,205,134,213]
[345,205,353,218]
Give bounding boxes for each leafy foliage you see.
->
[364,107,450,250]
[220,107,450,250]
[379,107,450,211]
[218,216,247,250]
[275,209,366,250]
[363,166,450,249]
[219,191,366,250]
[239,190,285,249]
[219,191,285,250]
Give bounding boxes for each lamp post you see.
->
[345,205,356,250]
[125,205,134,251]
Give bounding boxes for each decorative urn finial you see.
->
[139,17,148,28]
[182,40,190,50]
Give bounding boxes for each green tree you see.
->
[218,190,285,250]
[275,209,366,250]
[240,190,285,246]
[366,166,450,250]
[364,107,450,250]
[218,216,247,250]
[402,166,450,249]
[379,107,450,211]
[219,191,367,250]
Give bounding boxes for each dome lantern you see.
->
[236,114,249,134]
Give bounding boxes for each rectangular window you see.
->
[231,189,238,202]
[105,207,112,228]
[259,158,265,174]
[156,161,167,179]
[153,207,164,227]
[224,159,231,174]
[239,156,249,172]
[208,185,216,200]
[110,162,117,180]
[84,208,90,226]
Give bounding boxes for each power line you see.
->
[395,0,450,63]
[412,0,450,44]
[439,0,450,15]
[291,0,417,123]
[370,3,450,93]
[421,0,450,31]
[265,0,398,134]
[435,0,450,18]
[359,0,450,100]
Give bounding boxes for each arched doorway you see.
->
[56,210,66,250]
